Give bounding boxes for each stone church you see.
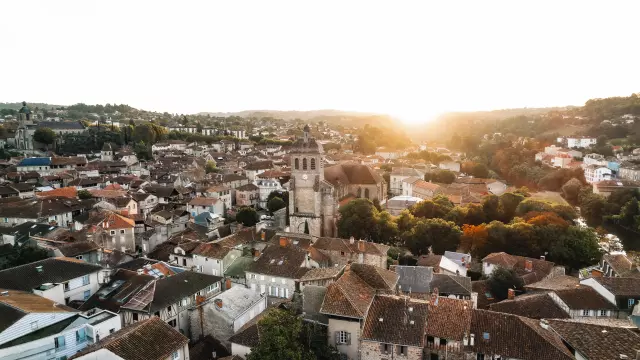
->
[289,125,387,237]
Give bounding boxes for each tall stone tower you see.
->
[289,125,334,237]
[16,101,33,151]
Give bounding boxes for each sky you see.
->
[2,1,640,124]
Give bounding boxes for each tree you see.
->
[77,189,92,200]
[402,218,461,255]
[548,226,602,271]
[487,267,524,301]
[33,127,57,149]
[561,178,583,205]
[236,206,258,227]
[460,224,488,256]
[268,196,286,214]
[205,161,217,174]
[1,245,49,270]
[337,198,380,240]
[410,195,454,219]
[246,309,314,360]
[133,141,152,160]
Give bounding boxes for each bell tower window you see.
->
[310,158,316,170]
[295,158,299,170]
[303,158,308,170]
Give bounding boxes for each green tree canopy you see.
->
[487,267,524,301]
[402,218,461,255]
[267,196,286,214]
[77,189,92,200]
[33,127,57,147]
[236,206,258,227]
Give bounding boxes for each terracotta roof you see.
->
[70,317,188,360]
[603,253,635,276]
[361,295,429,347]
[189,335,231,360]
[36,186,78,199]
[300,266,343,281]
[426,297,473,340]
[414,180,441,191]
[548,320,640,360]
[472,280,499,310]
[483,252,556,285]
[246,244,309,279]
[189,197,219,206]
[489,293,569,319]
[554,286,618,310]
[324,164,384,186]
[593,277,640,296]
[320,265,397,318]
[89,189,129,199]
[312,237,387,256]
[525,275,580,291]
[56,241,99,257]
[470,310,574,360]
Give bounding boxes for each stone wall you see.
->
[360,341,423,360]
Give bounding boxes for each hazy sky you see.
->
[2,1,639,123]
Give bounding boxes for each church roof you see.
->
[324,164,384,186]
[36,121,85,130]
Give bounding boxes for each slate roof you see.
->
[350,263,399,290]
[361,295,429,347]
[430,274,472,296]
[302,285,328,325]
[426,297,473,341]
[246,244,309,279]
[79,269,155,313]
[228,312,265,348]
[148,271,222,312]
[235,183,259,191]
[299,267,343,281]
[56,241,99,257]
[603,253,639,277]
[554,286,618,310]
[70,317,188,360]
[244,160,273,171]
[593,276,640,296]
[489,293,570,319]
[324,164,384,186]
[37,121,85,130]
[189,335,231,360]
[548,319,640,360]
[525,275,580,291]
[0,257,102,291]
[470,310,574,360]
[390,167,423,177]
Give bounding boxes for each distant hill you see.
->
[197,109,380,120]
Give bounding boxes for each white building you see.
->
[558,136,597,148]
[254,179,283,209]
[584,165,612,184]
[0,290,121,360]
[390,168,424,196]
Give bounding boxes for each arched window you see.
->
[364,188,370,199]
[303,158,308,170]
[357,187,362,198]
[294,158,299,170]
[310,158,316,170]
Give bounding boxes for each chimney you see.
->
[540,255,546,261]
[225,278,232,290]
[540,319,549,330]
[349,236,355,244]
[508,288,515,300]
[525,260,533,272]
[279,237,288,247]
[357,240,365,252]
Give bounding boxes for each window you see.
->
[54,335,66,351]
[109,328,115,334]
[83,290,91,301]
[340,251,345,256]
[629,299,636,308]
[281,278,286,284]
[260,275,265,281]
[294,158,299,169]
[155,311,160,317]
[397,345,408,356]
[167,306,172,312]
[64,282,70,292]
[582,309,590,316]
[600,310,607,316]
[82,275,90,286]
[172,351,180,360]
[120,229,125,234]
[168,319,177,327]
[380,343,391,353]
[357,187,362,198]
[182,259,187,266]
[260,284,266,294]
[180,299,188,307]
[303,158,308,170]
[439,338,447,346]
[364,188,370,198]
[133,313,139,321]
[110,230,116,235]
[336,331,350,345]
[76,328,87,343]
[271,277,276,283]
[310,158,316,170]
[250,274,256,279]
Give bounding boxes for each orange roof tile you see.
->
[37,186,78,199]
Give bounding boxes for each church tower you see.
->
[16,101,33,151]
[289,124,333,237]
